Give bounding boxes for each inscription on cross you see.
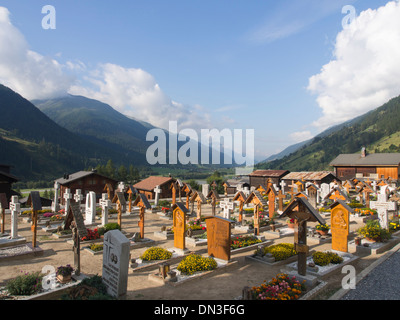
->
[219,198,234,220]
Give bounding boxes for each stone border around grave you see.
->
[230,240,272,255]
[245,252,304,267]
[148,259,239,287]
[130,249,193,272]
[299,280,328,300]
[349,236,400,255]
[283,251,359,279]
[0,243,44,262]
[0,237,26,249]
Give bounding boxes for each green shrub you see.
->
[177,254,217,275]
[61,275,115,300]
[98,223,121,236]
[6,271,43,296]
[262,243,297,261]
[140,247,172,261]
[357,220,391,242]
[312,251,343,266]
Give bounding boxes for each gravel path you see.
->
[341,249,400,300]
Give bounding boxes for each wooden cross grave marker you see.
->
[280,197,326,276]
[190,191,207,220]
[233,191,247,225]
[133,193,151,239]
[126,185,137,213]
[207,190,220,216]
[112,191,127,228]
[244,191,267,236]
[27,191,42,247]
[172,202,189,254]
[329,200,353,253]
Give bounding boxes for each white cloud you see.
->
[0,7,74,100]
[308,1,400,130]
[289,130,313,143]
[69,63,214,132]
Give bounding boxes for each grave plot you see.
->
[0,271,88,300]
[240,272,328,301]
[130,246,191,272]
[245,242,301,267]
[0,243,44,262]
[153,225,174,240]
[284,250,359,279]
[148,253,238,287]
[0,195,26,248]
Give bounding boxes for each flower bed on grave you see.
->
[286,250,357,278]
[249,273,306,300]
[246,243,298,265]
[177,254,218,275]
[231,235,262,250]
[357,220,391,242]
[0,268,86,300]
[132,247,189,271]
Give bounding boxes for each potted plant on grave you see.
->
[315,223,330,236]
[56,264,74,284]
[286,218,295,229]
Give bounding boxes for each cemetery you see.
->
[0,175,400,301]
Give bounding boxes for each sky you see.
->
[0,0,399,163]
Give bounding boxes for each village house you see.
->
[133,176,176,200]
[281,171,338,189]
[330,148,400,181]
[0,164,19,202]
[248,170,290,188]
[55,170,118,204]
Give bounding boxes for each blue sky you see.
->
[0,0,398,163]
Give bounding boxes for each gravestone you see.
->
[118,181,125,193]
[154,185,161,206]
[244,191,267,236]
[280,180,287,194]
[63,188,73,216]
[320,183,330,200]
[126,185,137,213]
[207,190,220,216]
[52,182,60,212]
[219,198,234,220]
[9,196,20,239]
[266,186,277,218]
[85,191,97,225]
[330,200,352,252]
[102,229,130,299]
[206,216,233,262]
[0,193,8,234]
[172,203,189,254]
[370,186,396,229]
[100,193,112,226]
[202,184,210,198]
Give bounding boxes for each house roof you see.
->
[282,171,336,181]
[330,153,400,167]
[133,176,175,192]
[249,170,289,177]
[0,170,19,183]
[55,171,117,185]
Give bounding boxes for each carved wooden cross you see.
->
[133,194,151,239]
[233,191,247,225]
[244,191,267,236]
[280,197,325,276]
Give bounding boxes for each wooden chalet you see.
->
[0,164,19,202]
[282,171,338,187]
[330,148,400,180]
[55,170,118,205]
[249,170,289,188]
[133,176,176,200]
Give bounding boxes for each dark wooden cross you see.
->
[27,191,42,247]
[133,194,151,239]
[280,197,325,276]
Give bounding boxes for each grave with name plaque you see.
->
[205,216,234,262]
[102,229,130,299]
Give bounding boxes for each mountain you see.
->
[0,84,131,181]
[257,95,400,172]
